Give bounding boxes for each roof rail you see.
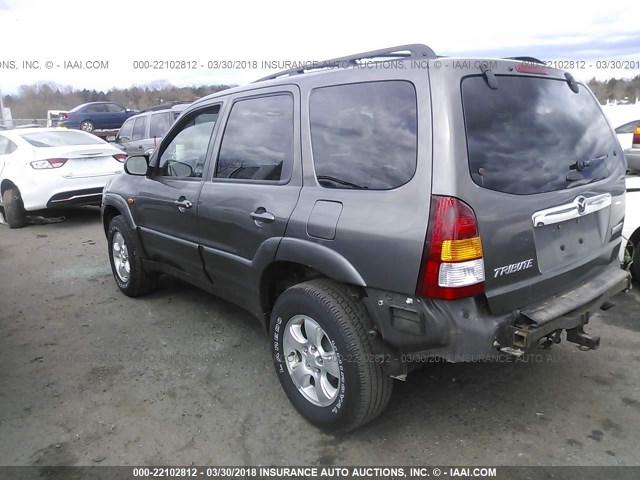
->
[504,56,545,64]
[253,44,437,83]
[140,101,191,113]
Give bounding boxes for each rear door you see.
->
[431,63,626,313]
[196,87,301,306]
[124,115,150,155]
[132,104,222,284]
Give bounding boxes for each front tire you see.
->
[270,279,393,433]
[2,187,27,229]
[108,215,158,296]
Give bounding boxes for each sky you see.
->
[0,0,639,94]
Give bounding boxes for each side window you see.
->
[87,104,106,113]
[106,103,125,113]
[149,112,172,138]
[118,118,135,140]
[215,94,293,182]
[157,106,220,178]
[309,81,417,190]
[131,116,147,141]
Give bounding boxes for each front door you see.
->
[132,104,222,284]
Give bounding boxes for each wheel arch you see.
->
[1,179,19,197]
[102,193,137,236]
[259,238,368,330]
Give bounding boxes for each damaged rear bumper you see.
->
[363,265,631,373]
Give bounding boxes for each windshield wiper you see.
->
[569,154,608,172]
[317,175,368,189]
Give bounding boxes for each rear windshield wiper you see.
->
[317,175,368,189]
[569,154,608,172]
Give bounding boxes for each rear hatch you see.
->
[430,59,627,314]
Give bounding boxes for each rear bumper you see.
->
[46,187,104,208]
[363,264,631,365]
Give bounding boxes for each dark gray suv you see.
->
[102,44,632,432]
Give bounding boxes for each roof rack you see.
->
[504,56,545,64]
[140,101,191,113]
[253,44,437,83]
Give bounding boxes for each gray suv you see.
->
[111,103,189,156]
[101,44,632,432]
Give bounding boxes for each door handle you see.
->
[175,197,193,212]
[250,209,275,224]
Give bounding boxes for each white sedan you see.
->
[622,174,640,280]
[0,128,126,228]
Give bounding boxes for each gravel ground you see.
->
[0,208,639,467]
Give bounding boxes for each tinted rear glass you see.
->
[310,81,417,190]
[21,131,105,147]
[462,76,618,195]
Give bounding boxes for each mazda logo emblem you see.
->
[576,196,587,214]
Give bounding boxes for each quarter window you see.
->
[0,135,17,155]
[157,106,220,178]
[309,81,418,190]
[215,94,293,182]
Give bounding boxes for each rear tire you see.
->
[270,279,393,433]
[107,215,158,296]
[80,120,94,132]
[632,243,640,282]
[2,187,27,229]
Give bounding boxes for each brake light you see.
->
[62,112,69,119]
[515,64,548,75]
[633,126,640,145]
[417,196,485,300]
[30,158,68,169]
[113,153,127,162]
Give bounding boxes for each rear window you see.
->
[462,76,618,195]
[310,81,417,190]
[21,131,105,147]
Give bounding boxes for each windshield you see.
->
[462,76,619,195]
[21,130,106,147]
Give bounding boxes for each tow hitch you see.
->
[566,325,600,350]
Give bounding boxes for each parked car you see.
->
[621,173,640,280]
[59,102,138,132]
[101,44,631,432]
[0,128,126,228]
[623,125,640,173]
[615,119,639,149]
[110,103,189,156]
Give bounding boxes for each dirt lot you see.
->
[0,208,639,467]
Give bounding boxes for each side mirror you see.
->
[125,108,131,112]
[118,136,130,143]
[124,155,149,176]
[106,135,116,142]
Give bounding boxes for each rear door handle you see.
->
[250,209,275,224]
[175,197,193,212]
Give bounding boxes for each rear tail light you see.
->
[633,126,640,145]
[113,153,127,163]
[63,113,69,119]
[30,158,68,169]
[417,196,485,300]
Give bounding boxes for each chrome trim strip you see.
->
[50,192,103,203]
[532,193,611,227]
